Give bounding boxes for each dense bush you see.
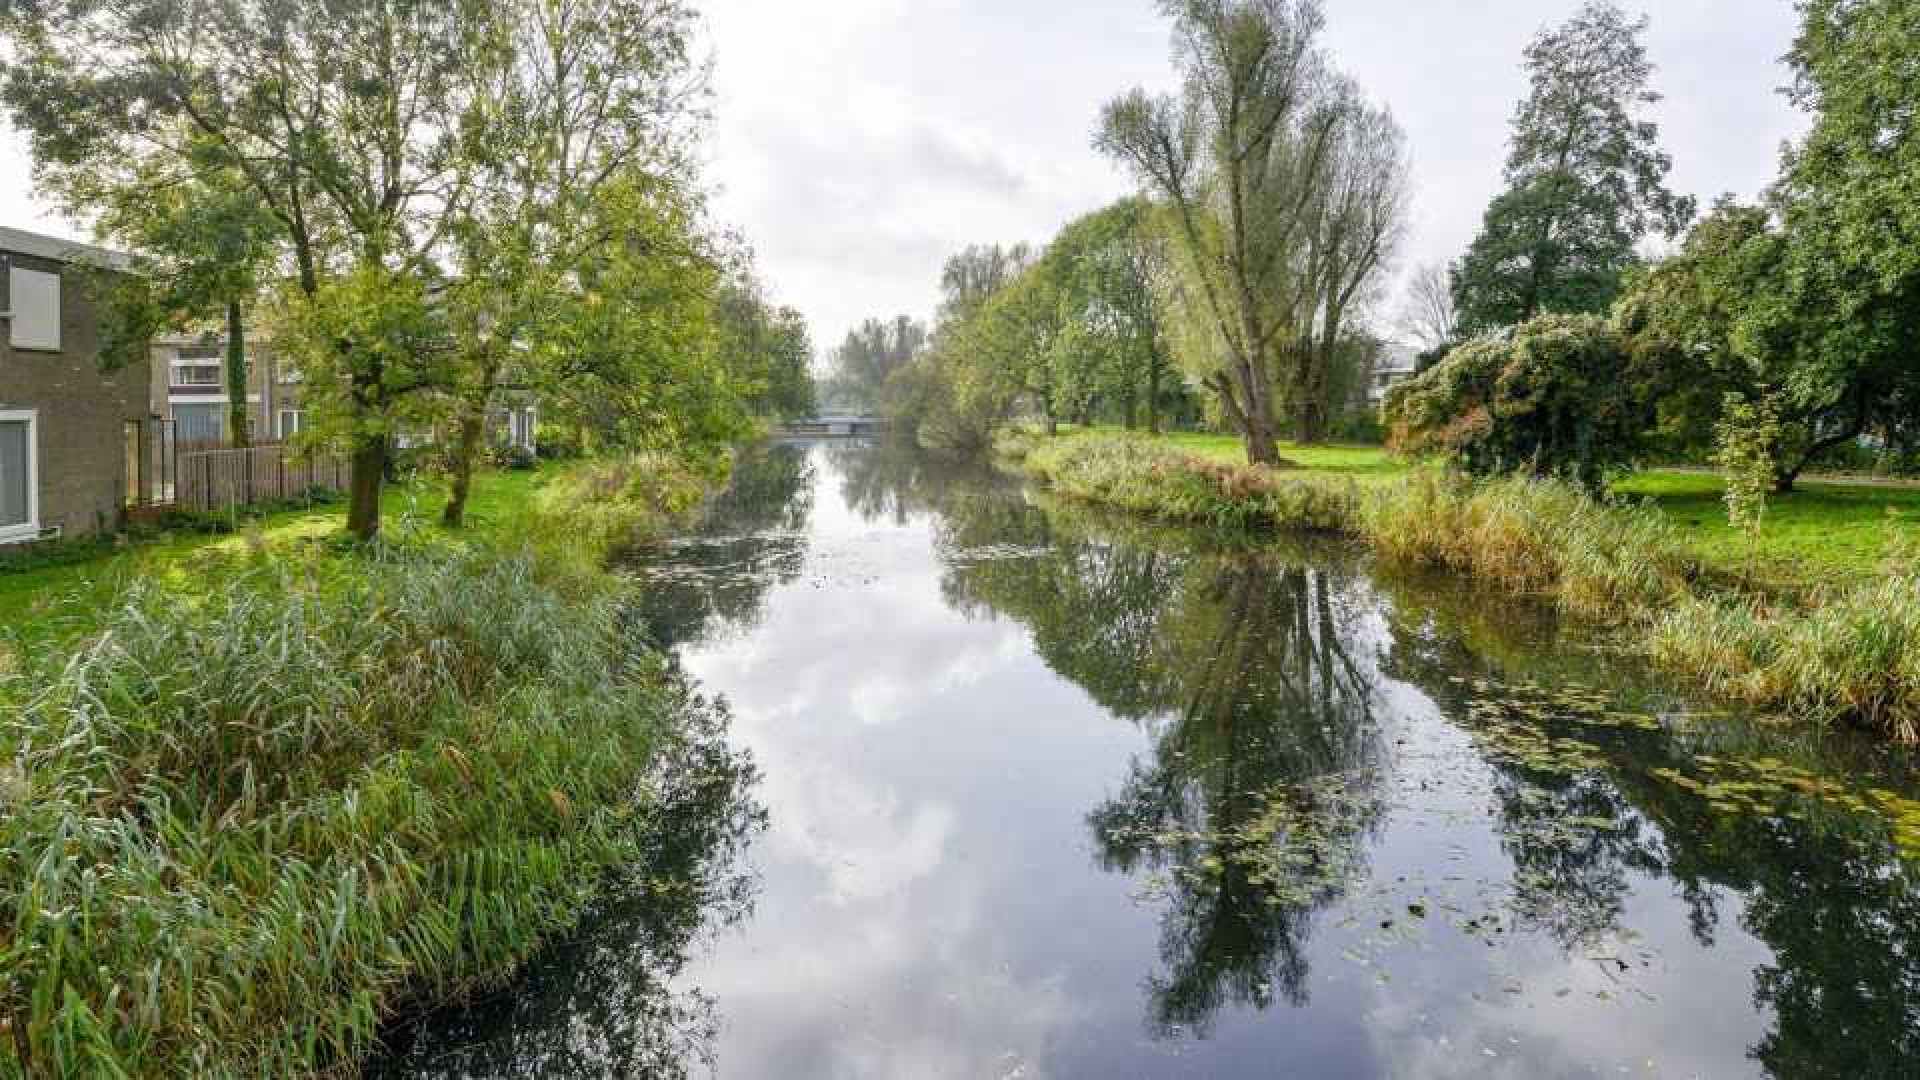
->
[0,544,703,1076]
[1383,315,1653,489]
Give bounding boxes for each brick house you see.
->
[0,226,152,544]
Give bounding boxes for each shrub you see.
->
[1383,315,1652,489]
[529,451,710,555]
[0,545,702,1076]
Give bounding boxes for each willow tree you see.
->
[1097,0,1403,459]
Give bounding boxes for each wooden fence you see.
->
[174,444,351,513]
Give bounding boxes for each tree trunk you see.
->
[346,435,387,542]
[1296,400,1326,445]
[1241,361,1281,465]
[442,406,488,527]
[226,298,250,449]
[1147,355,1163,436]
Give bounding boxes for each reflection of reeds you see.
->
[1,545,706,1075]
[1009,432,1920,742]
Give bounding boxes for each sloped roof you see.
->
[0,225,133,270]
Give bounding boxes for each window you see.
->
[277,409,304,438]
[173,346,229,387]
[0,410,37,543]
[511,406,537,450]
[7,267,61,351]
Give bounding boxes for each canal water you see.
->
[375,441,1920,1079]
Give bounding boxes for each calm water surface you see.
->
[375,441,1920,1079]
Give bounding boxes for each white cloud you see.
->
[1,1,1807,352]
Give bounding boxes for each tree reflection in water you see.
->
[940,497,1387,1037]
[367,693,766,1080]
[934,463,1919,1072]
[1377,584,1920,1078]
[621,442,816,651]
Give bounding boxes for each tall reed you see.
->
[0,545,698,1076]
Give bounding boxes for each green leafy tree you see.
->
[1097,0,1335,463]
[534,177,741,468]
[434,0,707,525]
[4,0,516,539]
[1620,0,1920,492]
[714,273,816,423]
[49,130,283,447]
[1770,0,1920,469]
[1098,0,1405,455]
[1045,199,1186,434]
[1452,2,1694,334]
[1383,313,1650,489]
[825,316,926,412]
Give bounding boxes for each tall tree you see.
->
[1620,0,1920,490]
[1452,2,1694,334]
[714,270,817,423]
[1047,199,1181,434]
[825,316,927,411]
[1098,0,1399,461]
[1771,0,1920,468]
[435,0,707,526]
[1279,100,1407,442]
[4,0,510,540]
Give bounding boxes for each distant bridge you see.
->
[777,413,888,437]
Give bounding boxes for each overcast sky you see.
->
[1,0,1806,360]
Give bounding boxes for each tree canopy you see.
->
[1452,1,1693,334]
[1096,0,1406,460]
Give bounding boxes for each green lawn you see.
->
[0,469,547,650]
[1616,469,1918,589]
[1060,427,1410,483]
[1046,428,1916,588]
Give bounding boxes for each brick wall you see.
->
[1,251,155,540]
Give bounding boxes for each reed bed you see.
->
[0,543,699,1076]
[529,451,711,556]
[1009,432,1920,742]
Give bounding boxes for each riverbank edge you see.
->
[1,455,720,1077]
[997,430,1919,744]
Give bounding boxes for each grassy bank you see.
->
[1055,428,1917,586]
[0,471,547,651]
[1007,432,1920,742]
[0,458,716,1076]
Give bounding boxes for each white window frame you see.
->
[0,408,39,544]
[277,408,304,438]
[6,267,62,352]
[173,362,224,387]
